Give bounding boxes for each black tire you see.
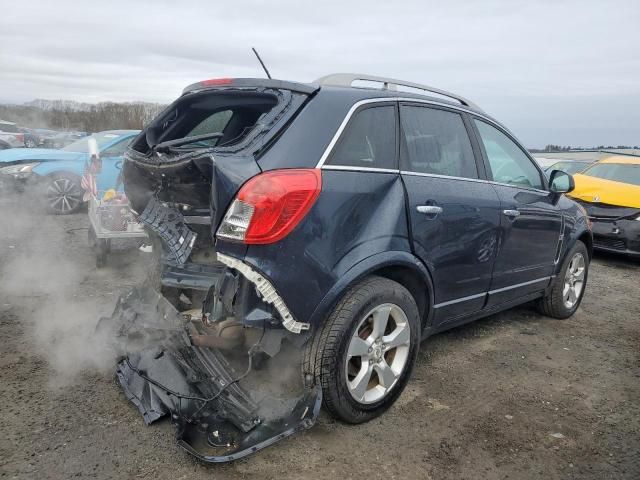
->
[537,240,589,319]
[43,173,84,215]
[304,276,421,424]
[25,138,37,148]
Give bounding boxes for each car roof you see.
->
[181,77,487,116]
[598,155,640,165]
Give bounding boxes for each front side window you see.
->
[400,105,478,179]
[474,120,543,189]
[327,105,396,169]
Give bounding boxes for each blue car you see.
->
[0,130,139,214]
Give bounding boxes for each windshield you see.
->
[549,162,589,175]
[62,132,123,152]
[582,163,640,186]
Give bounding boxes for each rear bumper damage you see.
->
[102,285,320,463]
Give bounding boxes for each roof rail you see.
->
[314,73,482,111]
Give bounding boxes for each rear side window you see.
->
[474,120,543,189]
[400,105,478,179]
[327,106,397,169]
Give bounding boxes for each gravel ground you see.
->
[1,195,638,480]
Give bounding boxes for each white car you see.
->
[0,120,25,149]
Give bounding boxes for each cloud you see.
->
[1,0,639,146]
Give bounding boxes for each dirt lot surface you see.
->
[1,196,638,480]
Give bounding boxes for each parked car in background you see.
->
[0,130,139,214]
[117,74,593,461]
[18,127,44,148]
[544,159,593,177]
[0,120,25,149]
[42,131,89,149]
[569,155,640,257]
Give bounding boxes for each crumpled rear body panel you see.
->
[101,286,321,462]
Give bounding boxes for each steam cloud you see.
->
[0,191,145,387]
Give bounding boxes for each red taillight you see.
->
[201,78,233,86]
[217,169,321,244]
[15,133,24,142]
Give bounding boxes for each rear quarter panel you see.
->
[238,170,412,326]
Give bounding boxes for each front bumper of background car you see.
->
[591,218,640,257]
[0,162,41,192]
[574,200,640,257]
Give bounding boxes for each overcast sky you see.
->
[1,0,639,147]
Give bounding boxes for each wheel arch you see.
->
[578,230,593,260]
[307,251,435,331]
[554,226,593,276]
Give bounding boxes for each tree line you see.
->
[529,144,640,153]
[0,101,166,133]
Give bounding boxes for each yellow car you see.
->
[568,155,640,256]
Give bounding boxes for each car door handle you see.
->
[503,209,520,218]
[417,205,443,215]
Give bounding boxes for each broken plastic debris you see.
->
[550,432,565,439]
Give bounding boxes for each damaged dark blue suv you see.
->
[116,74,592,461]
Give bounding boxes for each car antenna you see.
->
[252,47,272,79]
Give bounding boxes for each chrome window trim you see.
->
[315,97,503,169]
[321,165,398,174]
[488,276,551,295]
[401,170,549,194]
[315,97,552,196]
[400,170,488,185]
[488,181,550,195]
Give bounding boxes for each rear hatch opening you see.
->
[123,82,315,293]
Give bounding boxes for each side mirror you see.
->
[549,169,574,194]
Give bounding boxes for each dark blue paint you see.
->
[242,170,411,325]
[128,80,592,335]
[402,174,501,320]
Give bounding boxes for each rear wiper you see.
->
[153,132,224,152]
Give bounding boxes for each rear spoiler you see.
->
[182,77,319,96]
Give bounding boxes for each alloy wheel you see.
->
[563,252,585,309]
[46,177,83,213]
[345,303,411,404]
